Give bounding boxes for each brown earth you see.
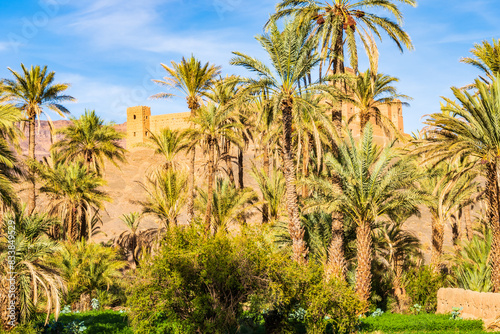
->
[17,120,457,260]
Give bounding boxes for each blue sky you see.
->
[0,0,499,133]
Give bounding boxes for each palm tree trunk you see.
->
[355,222,372,308]
[302,139,309,198]
[393,260,409,313]
[224,140,234,183]
[262,144,270,224]
[27,115,36,214]
[431,216,444,272]
[186,148,196,224]
[464,205,473,241]
[204,140,215,235]
[360,112,370,135]
[238,148,244,189]
[281,99,308,264]
[487,162,500,291]
[325,211,346,281]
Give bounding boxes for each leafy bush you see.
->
[359,313,483,332]
[403,266,447,312]
[128,227,363,334]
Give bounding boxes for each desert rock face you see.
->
[437,288,500,323]
[19,120,456,258]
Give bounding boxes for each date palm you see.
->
[151,56,221,225]
[251,166,286,224]
[419,76,500,291]
[461,39,500,87]
[36,160,110,241]
[0,64,75,213]
[342,69,410,135]
[139,169,187,229]
[52,110,126,175]
[310,124,422,306]
[230,18,321,264]
[419,162,479,270]
[0,210,64,325]
[196,178,258,234]
[269,0,415,77]
[184,103,243,234]
[142,128,187,171]
[115,212,143,267]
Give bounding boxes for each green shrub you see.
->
[128,228,269,334]
[359,312,483,332]
[403,266,447,312]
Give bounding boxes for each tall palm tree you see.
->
[460,39,500,87]
[268,0,415,77]
[0,210,64,325]
[231,18,321,264]
[184,103,242,234]
[141,128,187,171]
[196,178,258,234]
[151,56,221,224]
[36,160,110,241]
[310,124,422,306]
[52,110,126,175]
[0,64,75,213]
[419,76,500,291]
[138,169,187,229]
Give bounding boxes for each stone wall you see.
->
[437,288,500,321]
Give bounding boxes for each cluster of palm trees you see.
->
[1,0,500,327]
[0,66,126,326]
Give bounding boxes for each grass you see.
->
[360,313,485,333]
[40,310,133,334]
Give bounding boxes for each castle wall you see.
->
[126,100,404,148]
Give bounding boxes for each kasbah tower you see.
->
[126,102,404,147]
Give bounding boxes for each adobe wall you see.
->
[126,100,404,147]
[437,288,500,321]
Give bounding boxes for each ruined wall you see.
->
[437,288,500,321]
[150,112,190,133]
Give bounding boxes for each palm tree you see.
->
[36,160,110,241]
[374,219,421,312]
[460,39,500,87]
[115,212,143,267]
[151,56,221,224]
[0,64,75,213]
[341,69,410,135]
[142,128,187,171]
[0,210,64,325]
[251,166,286,224]
[268,0,415,77]
[196,178,258,234]
[58,239,126,309]
[138,169,187,229]
[231,18,321,264]
[310,124,422,306]
[419,162,479,270]
[52,110,126,175]
[185,103,242,234]
[419,76,500,291]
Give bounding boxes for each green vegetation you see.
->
[1,1,500,333]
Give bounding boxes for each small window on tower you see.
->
[134,132,136,137]
[146,116,148,119]
[398,108,401,116]
[145,131,148,136]
[133,115,136,120]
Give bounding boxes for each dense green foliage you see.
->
[128,227,362,334]
[403,266,448,313]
